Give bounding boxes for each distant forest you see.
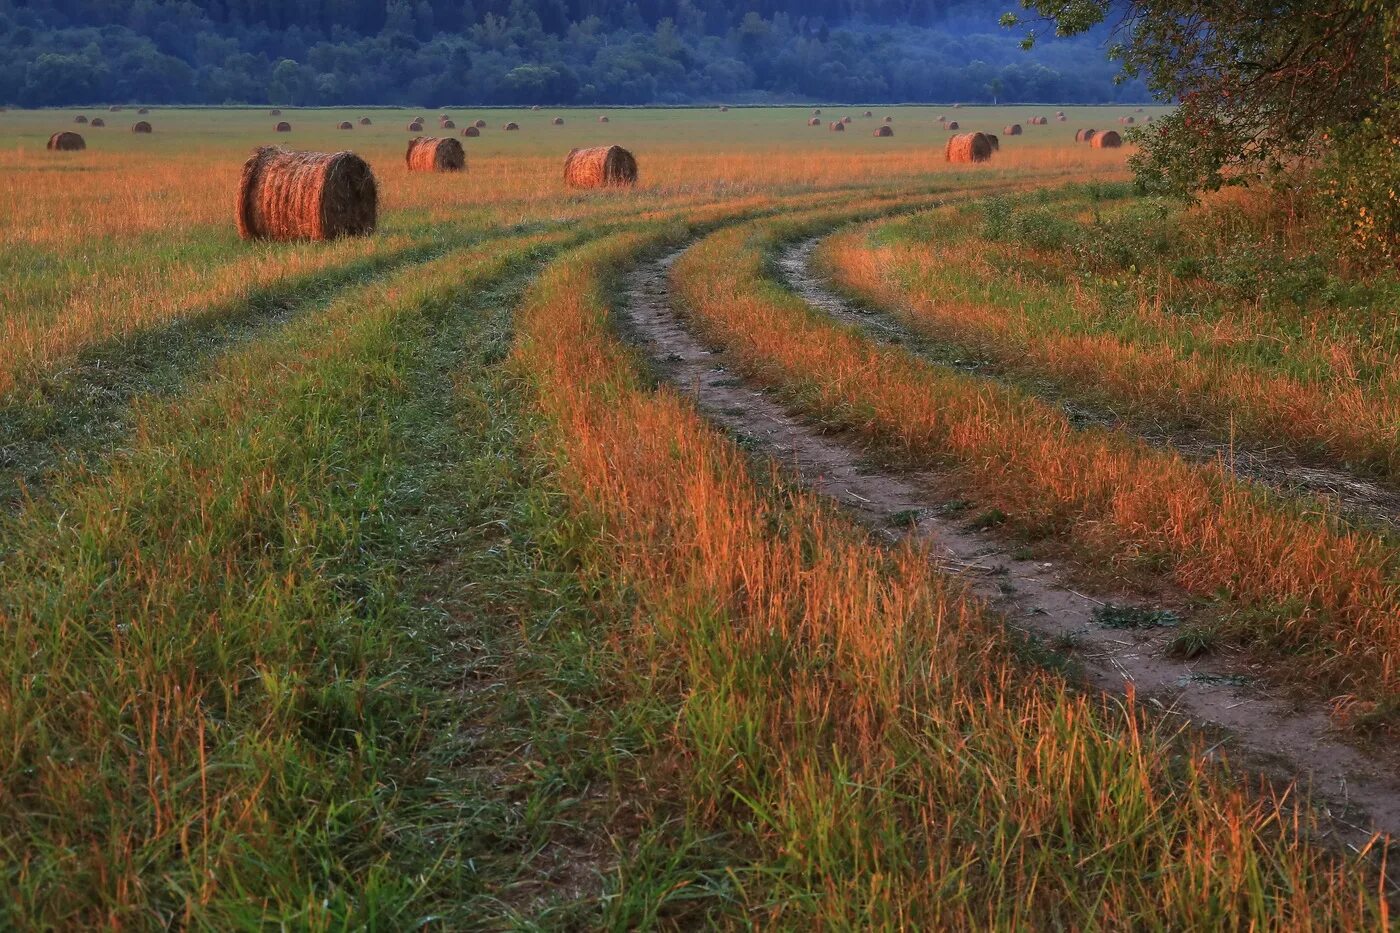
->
[0,0,1150,106]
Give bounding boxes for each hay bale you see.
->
[598,115,610,123]
[720,106,730,112]
[275,121,292,132]
[1092,130,1123,148]
[74,115,88,124]
[235,146,377,242]
[1120,115,1136,124]
[564,145,638,189]
[874,125,893,137]
[945,132,993,164]
[47,132,85,151]
[842,116,853,124]
[108,105,121,112]
[1075,128,1097,143]
[1004,124,1022,135]
[936,115,946,122]
[504,122,520,131]
[1029,116,1047,125]
[90,117,106,128]
[440,118,456,129]
[863,110,873,117]
[829,121,845,132]
[359,117,372,125]
[531,105,541,111]
[132,121,152,134]
[408,120,424,132]
[1057,114,1067,121]
[552,116,564,125]
[338,121,354,130]
[474,119,486,128]
[953,102,962,108]
[813,108,822,115]
[808,117,822,126]
[462,126,481,137]
[406,136,466,172]
[138,107,150,115]
[946,120,959,130]
[883,115,893,124]
[270,109,281,116]
[986,134,1000,151]
[1136,107,1144,112]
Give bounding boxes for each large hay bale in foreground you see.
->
[874,124,893,137]
[1092,130,1123,148]
[338,121,353,130]
[236,146,377,242]
[504,122,520,131]
[1075,128,1098,143]
[945,132,992,164]
[829,121,845,132]
[986,134,999,151]
[74,115,88,124]
[90,118,106,128]
[275,121,292,132]
[462,126,481,137]
[359,117,372,126]
[808,117,822,126]
[1004,124,1023,136]
[47,132,85,151]
[564,145,638,189]
[132,121,152,134]
[406,136,466,172]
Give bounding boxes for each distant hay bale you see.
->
[813,108,822,115]
[359,117,372,125]
[829,121,845,132]
[504,122,520,131]
[47,132,85,151]
[338,121,353,130]
[138,107,149,115]
[863,110,873,117]
[90,117,105,127]
[945,132,992,164]
[439,113,449,121]
[883,115,893,123]
[1004,124,1022,135]
[1120,116,1136,124]
[720,106,730,111]
[406,136,465,172]
[808,117,822,126]
[874,125,893,137]
[953,102,962,108]
[986,134,999,151]
[1029,116,1047,125]
[108,105,121,112]
[552,116,564,125]
[235,146,377,242]
[474,119,486,128]
[598,115,610,123]
[1136,107,1145,112]
[275,121,292,132]
[132,121,152,134]
[936,115,946,122]
[564,145,638,189]
[842,116,852,124]
[440,118,456,128]
[269,109,282,116]
[462,126,481,137]
[531,105,541,111]
[1075,128,1097,142]
[1092,130,1123,148]
[74,115,88,124]
[945,120,959,130]
[408,120,424,132]
[1057,114,1067,121]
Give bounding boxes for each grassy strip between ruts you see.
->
[511,213,1389,924]
[673,208,1400,724]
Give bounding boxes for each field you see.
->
[2,104,1398,927]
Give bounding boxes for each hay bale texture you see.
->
[946,132,993,164]
[132,121,152,133]
[90,118,105,127]
[1092,130,1123,148]
[564,145,638,189]
[236,146,377,242]
[462,126,481,137]
[1004,124,1023,136]
[1075,128,1097,142]
[276,121,292,132]
[406,136,465,172]
[47,132,85,151]
[874,124,893,137]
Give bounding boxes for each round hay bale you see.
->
[275,121,292,132]
[89,117,105,128]
[359,117,372,126]
[138,107,150,115]
[936,115,946,122]
[1004,124,1022,135]
[1092,130,1123,148]
[1029,116,1047,125]
[74,115,88,124]
[474,119,486,128]
[338,121,354,130]
[986,134,1000,151]
[132,121,152,134]
[408,120,424,132]
[808,117,822,126]
[1075,128,1097,143]
[946,120,959,130]
[531,105,541,111]
[1136,107,1145,112]
[883,115,893,124]
[406,136,466,172]
[236,146,377,242]
[47,132,85,151]
[945,132,992,164]
[813,108,822,115]
[829,121,845,132]
[564,145,638,189]
[863,110,873,118]
[439,113,449,121]
[270,109,282,116]
[440,118,456,129]
[504,122,520,131]
[1120,115,1136,124]
[874,125,893,137]
[720,106,730,112]
[108,105,121,112]
[1056,114,1067,121]
[842,116,852,124]
[552,116,564,125]
[598,115,610,123]
[462,126,481,137]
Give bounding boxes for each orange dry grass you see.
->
[511,225,1385,927]
[672,212,1400,708]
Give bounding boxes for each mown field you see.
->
[2,104,1397,928]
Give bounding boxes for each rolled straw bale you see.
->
[1092,130,1123,148]
[138,108,150,114]
[829,121,845,132]
[1075,128,1097,142]
[1136,107,1145,112]
[720,106,730,112]
[275,121,292,132]
[47,132,85,151]
[863,110,874,117]
[89,117,105,127]
[531,105,541,111]
[474,119,486,128]
[338,121,354,130]
[1004,124,1022,135]
[504,122,520,131]
[1029,116,1047,125]
[407,120,424,132]
[74,115,88,124]
[359,117,372,125]
[1120,115,1136,124]
[406,136,465,172]
[108,105,121,112]
[842,116,853,124]
[598,115,610,123]
[132,121,152,133]
[946,120,959,130]
[874,124,893,137]
[1057,114,1067,121]
[808,117,822,126]
[883,115,893,123]
[552,116,564,125]
[563,145,638,189]
[236,146,377,242]
[945,132,993,163]
[269,109,281,116]
[440,118,456,128]
[462,126,481,137]
[813,108,822,115]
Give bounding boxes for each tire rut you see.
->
[620,243,1400,856]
